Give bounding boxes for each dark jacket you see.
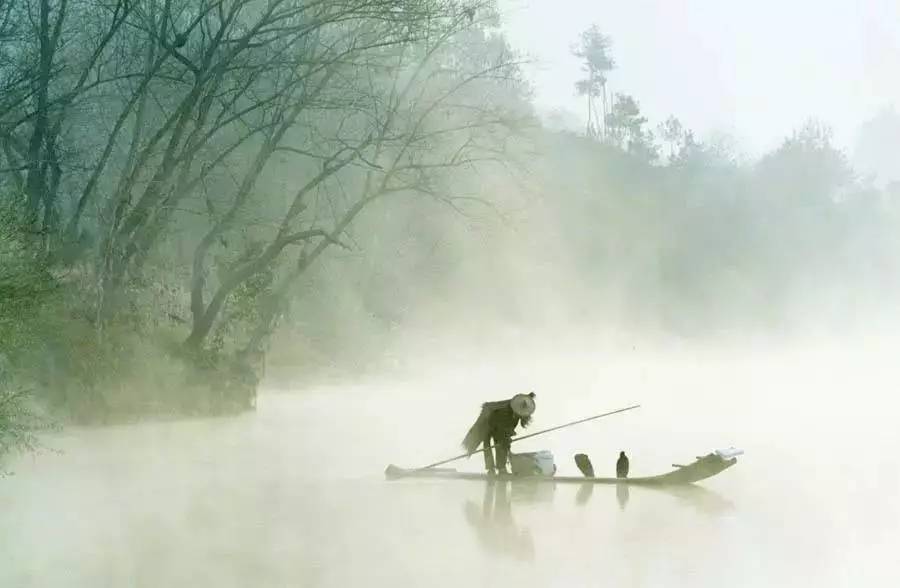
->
[462,400,530,454]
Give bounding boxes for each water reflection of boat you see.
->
[510,477,556,504]
[577,482,630,509]
[660,483,735,515]
[387,452,738,486]
[572,479,733,515]
[463,481,535,561]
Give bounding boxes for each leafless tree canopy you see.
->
[0,0,531,358]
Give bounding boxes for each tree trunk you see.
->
[24,0,55,229]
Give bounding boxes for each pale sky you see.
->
[499,0,900,156]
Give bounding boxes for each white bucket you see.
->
[509,450,556,476]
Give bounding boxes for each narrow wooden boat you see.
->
[385,451,739,486]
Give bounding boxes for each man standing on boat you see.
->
[462,392,536,476]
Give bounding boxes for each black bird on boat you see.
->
[616,451,629,479]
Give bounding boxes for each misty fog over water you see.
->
[2,0,900,586]
[3,346,899,587]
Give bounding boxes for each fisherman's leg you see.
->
[495,436,511,475]
[482,436,496,473]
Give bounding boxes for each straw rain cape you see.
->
[462,400,514,454]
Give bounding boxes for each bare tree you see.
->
[226,7,532,356]
[91,2,472,311]
[0,0,135,253]
[0,0,531,372]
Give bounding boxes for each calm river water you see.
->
[2,347,898,587]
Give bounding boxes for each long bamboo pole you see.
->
[414,404,641,471]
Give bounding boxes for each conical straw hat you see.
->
[510,393,535,418]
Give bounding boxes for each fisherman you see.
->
[616,451,630,479]
[462,392,536,476]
